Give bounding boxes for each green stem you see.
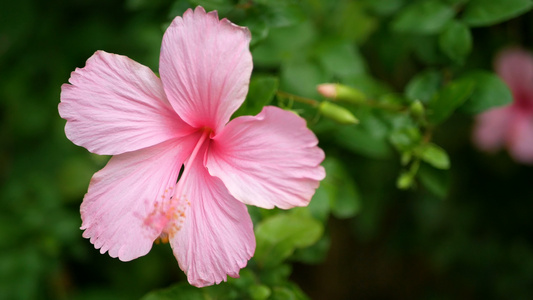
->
[276,90,320,107]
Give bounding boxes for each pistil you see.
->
[144,128,211,241]
[171,128,211,203]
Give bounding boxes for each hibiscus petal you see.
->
[59,50,193,155]
[206,106,326,209]
[507,113,533,164]
[495,48,533,96]
[81,136,197,261]
[169,153,255,287]
[159,6,253,133]
[473,106,512,152]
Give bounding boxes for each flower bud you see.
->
[318,101,359,125]
[396,172,414,189]
[317,84,337,98]
[409,100,425,118]
[317,83,366,104]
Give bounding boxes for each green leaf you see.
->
[459,70,513,114]
[315,39,366,78]
[252,21,315,67]
[260,3,306,28]
[291,235,331,264]
[439,20,472,63]
[462,0,533,27]
[405,70,443,103]
[254,214,323,268]
[270,285,310,300]
[280,60,327,99]
[334,117,392,159]
[419,143,450,169]
[329,106,393,159]
[233,75,278,117]
[389,127,423,152]
[249,284,271,300]
[187,0,234,15]
[418,163,450,198]
[391,0,455,34]
[141,282,206,300]
[336,1,378,43]
[242,18,269,47]
[411,34,449,65]
[258,264,292,286]
[319,157,361,219]
[427,77,475,124]
[331,183,361,219]
[362,0,405,16]
[305,186,331,222]
[443,0,469,4]
[142,280,244,300]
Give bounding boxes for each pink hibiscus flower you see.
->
[59,6,325,287]
[473,48,533,164]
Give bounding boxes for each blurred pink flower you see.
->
[59,7,325,287]
[473,48,533,163]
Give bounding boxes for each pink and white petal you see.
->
[507,113,533,164]
[495,48,533,96]
[59,50,194,155]
[159,6,252,133]
[81,135,198,261]
[206,106,326,209]
[473,106,512,152]
[169,154,255,287]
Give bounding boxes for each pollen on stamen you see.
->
[143,187,173,236]
[168,195,192,236]
[155,233,170,244]
[145,191,191,243]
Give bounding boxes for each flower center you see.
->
[145,128,212,243]
[171,128,211,202]
[513,91,533,113]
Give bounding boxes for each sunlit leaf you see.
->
[254,214,323,268]
[419,143,450,170]
[249,284,271,300]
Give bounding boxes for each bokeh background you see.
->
[1,0,533,299]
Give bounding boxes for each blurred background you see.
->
[1,0,533,299]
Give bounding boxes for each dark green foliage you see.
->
[2,0,533,299]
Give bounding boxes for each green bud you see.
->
[397,159,420,190]
[410,100,425,118]
[401,152,412,166]
[396,172,414,190]
[317,83,366,104]
[318,101,359,125]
